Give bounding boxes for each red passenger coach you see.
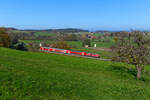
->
[40,47,100,58]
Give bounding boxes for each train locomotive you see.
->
[40,47,100,58]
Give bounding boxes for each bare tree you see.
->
[112,31,150,80]
[51,41,71,50]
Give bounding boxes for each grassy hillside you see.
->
[0,48,150,100]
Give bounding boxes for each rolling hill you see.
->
[0,48,150,100]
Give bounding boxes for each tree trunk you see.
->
[136,65,142,80]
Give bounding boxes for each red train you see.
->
[40,47,100,58]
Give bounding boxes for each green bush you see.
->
[13,42,28,51]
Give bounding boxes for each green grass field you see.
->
[34,32,57,37]
[22,40,114,48]
[67,41,114,48]
[0,48,150,100]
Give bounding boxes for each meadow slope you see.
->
[0,48,150,100]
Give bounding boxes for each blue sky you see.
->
[0,0,150,30]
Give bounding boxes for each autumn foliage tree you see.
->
[0,28,10,47]
[113,31,150,80]
[51,41,71,50]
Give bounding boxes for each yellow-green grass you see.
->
[0,48,150,100]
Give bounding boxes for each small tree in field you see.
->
[113,31,150,80]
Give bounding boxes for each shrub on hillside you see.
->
[13,42,28,51]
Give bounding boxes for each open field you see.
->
[34,32,57,37]
[21,40,114,48]
[0,48,150,100]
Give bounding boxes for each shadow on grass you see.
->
[108,64,150,81]
[108,64,136,79]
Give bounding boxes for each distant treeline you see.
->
[5,27,89,33]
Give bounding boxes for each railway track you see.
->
[42,51,112,61]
